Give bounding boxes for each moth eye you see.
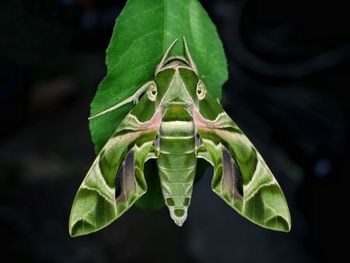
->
[148,84,157,101]
[196,81,206,100]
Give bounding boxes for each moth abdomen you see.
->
[157,106,197,226]
[158,163,196,226]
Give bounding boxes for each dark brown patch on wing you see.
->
[222,147,244,199]
[115,149,136,203]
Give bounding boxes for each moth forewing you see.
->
[69,94,162,237]
[193,86,291,232]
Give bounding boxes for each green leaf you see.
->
[89,0,228,153]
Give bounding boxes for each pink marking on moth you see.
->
[193,107,215,130]
[193,107,240,141]
[110,110,162,146]
[141,110,162,130]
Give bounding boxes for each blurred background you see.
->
[1,0,349,262]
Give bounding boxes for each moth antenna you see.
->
[155,39,178,75]
[182,36,198,74]
[89,81,155,120]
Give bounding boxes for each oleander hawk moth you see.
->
[69,38,291,237]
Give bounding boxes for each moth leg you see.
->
[89,81,156,120]
[182,36,198,75]
[146,132,160,160]
[155,39,178,75]
[195,133,213,165]
[196,149,213,166]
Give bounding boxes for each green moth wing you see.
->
[194,84,291,232]
[69,90,162,237]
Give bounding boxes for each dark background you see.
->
[1,0,349,262]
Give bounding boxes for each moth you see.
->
[69,38,291,237]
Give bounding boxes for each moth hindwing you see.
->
[69,37,291,237]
